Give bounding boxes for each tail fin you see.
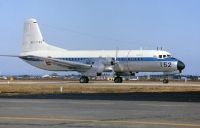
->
[21,19,46,53]
[21,19,66,55]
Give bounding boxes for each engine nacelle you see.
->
[83,63,105,77]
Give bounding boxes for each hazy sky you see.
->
[0,0,199,75]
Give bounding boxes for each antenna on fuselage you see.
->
[156,46,163,51]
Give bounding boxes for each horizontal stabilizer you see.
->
[0,55,20,57]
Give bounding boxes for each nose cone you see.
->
[177,61,185,72]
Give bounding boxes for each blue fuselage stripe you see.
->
[22,56,178,62]
[56,57,178,62]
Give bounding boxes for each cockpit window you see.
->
[159,55,162,58]
[167,55,171,57]
[163,55,166,58]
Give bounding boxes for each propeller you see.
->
[111,47,119,65]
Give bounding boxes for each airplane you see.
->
[3,19,185,83]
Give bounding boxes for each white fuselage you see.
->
[21,47,178,73]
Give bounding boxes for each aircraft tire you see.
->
[80,76,89,83]
[114,76,123,83]
[163,79,169,84]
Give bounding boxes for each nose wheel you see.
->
[80,76,89,83]
[114,76,123,83]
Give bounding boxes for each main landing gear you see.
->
[114,76,123,83]
[163,78,169,84]
[80,76,89,83]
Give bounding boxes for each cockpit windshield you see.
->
[158,54,171,59]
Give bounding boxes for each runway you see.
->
[0,99,199,128]
[0,80,200,86]
[0,80,199,127]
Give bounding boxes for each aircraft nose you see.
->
[177,60,185,73]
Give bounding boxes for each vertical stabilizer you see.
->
[21,19,45,53]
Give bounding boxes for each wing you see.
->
[19,55,92,72]
[1,55,113,76]
[0,55,20,57]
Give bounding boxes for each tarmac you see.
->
[0,80,200,128]
[0,99,200,128]
[0,80,200,86]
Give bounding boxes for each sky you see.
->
[0,0,199,75]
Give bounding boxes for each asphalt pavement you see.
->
[0,99,199,128]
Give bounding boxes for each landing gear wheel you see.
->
[114,76,123,83]
[80,76,89,83]
[163,79,169,84]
